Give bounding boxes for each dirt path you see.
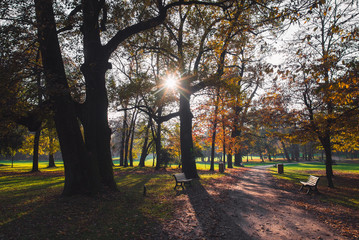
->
[159,167,347,240]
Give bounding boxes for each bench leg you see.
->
[299,185,303,192]
[174,182,184,190]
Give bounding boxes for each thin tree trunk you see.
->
[48,135,56,168]
[128,106,139,167]
[268,152,272,162]
[48,153,56,168]
[210,115,218,171]
[227,154,233,168]
[259,152,264,162]
[139,119,151,167]
[320,135,334,188]
[222,118,226,169]
[31,128,41,172]
[155,122,162,170]
[281,140,291,162]
[210,91,219,171]
[32,48,42,173]
[119,108,127,166]
[124,126,129,167]
[152,149,155,167]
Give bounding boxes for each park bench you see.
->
[173,173,192,190]
[299,175,320,194]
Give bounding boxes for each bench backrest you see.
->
[308,175,320,185]
[174,173,186,181]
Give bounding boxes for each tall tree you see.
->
[283,0,359,187]
[33,0,231,195]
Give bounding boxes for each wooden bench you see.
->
[299,175,320,194]
[173,173,192,190]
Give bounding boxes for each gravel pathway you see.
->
[160,166,347,240]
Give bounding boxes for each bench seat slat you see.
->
[173,173,192,190]
[299,175,320,194]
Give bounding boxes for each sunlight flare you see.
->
[165,75,177,89]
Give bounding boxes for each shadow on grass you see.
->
[0,171,173,240]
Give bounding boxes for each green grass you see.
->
[0,161,223,239]
[270,162,359,209]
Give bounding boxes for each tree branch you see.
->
[103,0,231,58]
[57,4,82,34]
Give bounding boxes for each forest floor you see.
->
[157,166,359,240]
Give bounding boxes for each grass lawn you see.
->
[2,158,357,239]
[0,160,223,239]
[269,161,359,209]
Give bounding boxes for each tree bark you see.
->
[119,108,127,166]
[222,119,226,169]
[259,152,264,162]
[234,150,242,166]
[179,78,198,178]
[35,0,107,195]
[227,154,233,168]
[128,110,138,167]
[281,140,291,162]
[210,108,218,172]
[139,119,151,167]
[155,121,162,170]
[319,135,334,188]
[48,153,56,168]
[48,135,56,168]
[31,128,40,172]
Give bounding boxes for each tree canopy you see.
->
[1,0,358,193]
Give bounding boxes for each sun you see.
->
[165,75,177,89]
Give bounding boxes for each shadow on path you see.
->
[160,167,347,239]
[220,167,347,240]
[186,181,252,240]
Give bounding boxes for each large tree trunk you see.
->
[179,80,198,179]
[234,151,242,166]
[81,64,117,188]
[34,0,112,195]
[80,0,117,189]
